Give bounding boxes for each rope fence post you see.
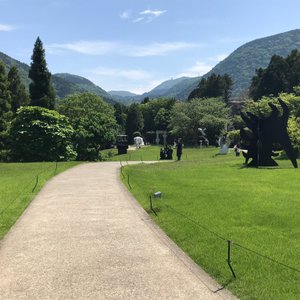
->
[120,161,126,178]
[127,174,132,189]
[149,194,157,216]
[227,240,236,278]
[32,175,39,192]
[54,161,58,175]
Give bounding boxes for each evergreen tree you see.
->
[188,73,233,104]
[29,37,55,109]
[0,61,12,149]
[7,66,30,114]
[125,103,144,143]
[249,49,300,100]
[114,102,127,133]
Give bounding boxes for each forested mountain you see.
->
[205,29,300,98]
[1,29,299,104]
[53,73,115,104]
[109,90,137,97]
[0,52,31,88]
[0,52,115,104]
[137,29,300,100]
[138,76,201,100]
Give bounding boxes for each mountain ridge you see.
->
[1,29,299,104]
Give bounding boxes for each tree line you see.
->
[0,37,300,162]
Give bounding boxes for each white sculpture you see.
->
[134,136,144,148]
[218,134,229,155]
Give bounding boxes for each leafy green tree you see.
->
[242,93,300,155]
[7,66,30,114]
[141,98,175,133]
[154,107,170,130]
[58,93,118,160]
[169,98,230,145]
[10,106,75,162]
[0,61,12,150]
[288,117,300,155]
[249,50,300,100]
[126,103,144,143]
[188,73,233,104]
[243,92,300,118]
[113,102,127,133]
[29,37,55,109]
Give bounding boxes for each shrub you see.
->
[10,106,76,162]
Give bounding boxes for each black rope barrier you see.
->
[156,200,300,276]
[233,241,300,274]
[0,162,57,218]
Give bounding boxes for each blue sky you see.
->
[0,0,299,94]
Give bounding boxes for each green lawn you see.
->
[0,161,80,240]
[120,147,300,300]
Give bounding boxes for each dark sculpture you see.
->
[240,98,297,168]
[116,135,128,155]
[160,145,173,160]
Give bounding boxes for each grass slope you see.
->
[0,161,80,240]
[117,147,299,300]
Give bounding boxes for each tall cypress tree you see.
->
[8,66,30,114]
[0,61,12,149]
[29,37,55,109]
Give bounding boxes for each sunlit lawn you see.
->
[0,161,80,240]
[119,146,299,300]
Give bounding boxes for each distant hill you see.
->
[124,29,300,101]
[0,52,115,104]
[108,90,138,104]
[205,29,300,98]
[138,77,200,100]
[109,90,137,97]
[53,73,115,104]
[0,51,31,88]
[1,29,300,104]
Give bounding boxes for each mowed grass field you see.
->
[116,146,299,299]
[0,161,80,240]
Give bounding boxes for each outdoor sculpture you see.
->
[218,133,229,154]
[240,98,297,168]
[160,145,173,160]
[134,136,144,148]
[116,135,128,155]
[198,128,209,146]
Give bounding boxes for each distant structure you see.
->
[134,136,144,149]
[218,133,229,154]
[240,98,297,168]
[155,130,167,145]
[198,128,209,147]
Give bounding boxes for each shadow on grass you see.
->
[212,277,236,293]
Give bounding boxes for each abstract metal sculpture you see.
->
[240,98,298,168]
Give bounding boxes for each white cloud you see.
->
[139,9,166,23]
[177,61,213,77]
[128,42,198,57]
[140,9,166,17]
[46,40,199,57]
[86,67,151,80]
[120,8,166,23]
[120,10,131,19]
[47,41,118,55]
[85,66,169,94]
[0,24,14,31]
[133,17,144,23]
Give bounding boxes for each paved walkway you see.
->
[0,162,237,300]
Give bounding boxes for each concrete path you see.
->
[0,162,237,300]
